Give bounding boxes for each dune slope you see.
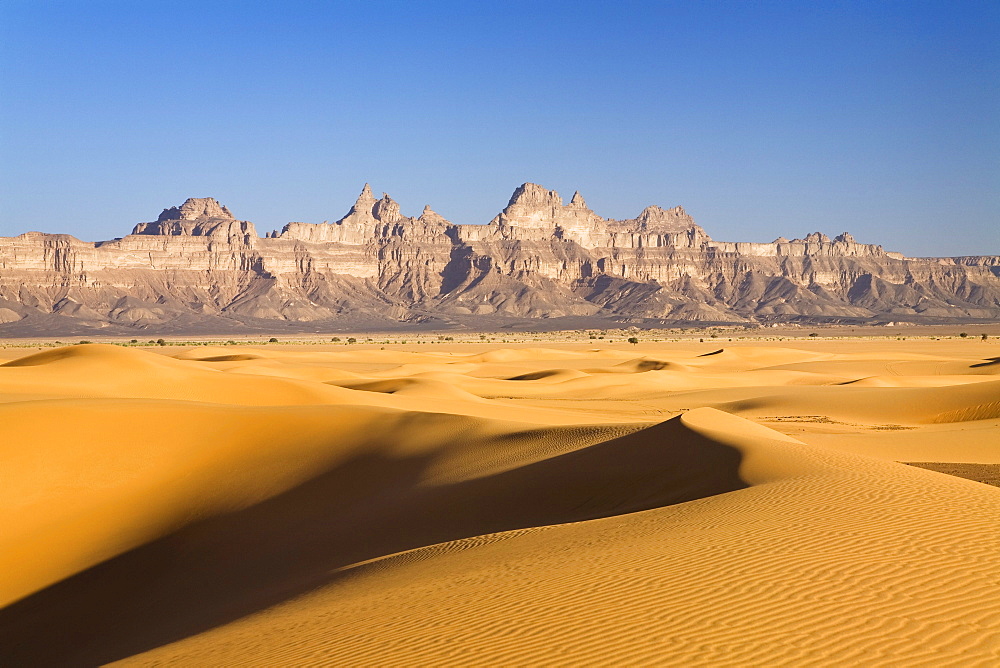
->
[1,341,998,666]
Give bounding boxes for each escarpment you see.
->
[1,183,998,333]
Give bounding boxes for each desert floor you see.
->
[1,334,998,666]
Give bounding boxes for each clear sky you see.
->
[1,0,997,256]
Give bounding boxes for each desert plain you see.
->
[1,330,999,666]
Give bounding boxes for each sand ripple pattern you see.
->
[0,342,997,666]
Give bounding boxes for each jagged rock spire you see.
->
[569,191,587,207]
[343,183,378,219]
[372,192,401,223]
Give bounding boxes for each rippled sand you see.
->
[1,339,998,666]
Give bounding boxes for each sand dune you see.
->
[1,340,999,666]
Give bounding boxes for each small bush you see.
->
[157,338,167,346]
[983,334,990,341]
[347,337,357,344]
[78,340,92,345]
[130,339,138,344]
[268,337,279,343]
[808,332,819,337]
[959,332,968,338]
[627,337,639,345]
[331,337,341,342]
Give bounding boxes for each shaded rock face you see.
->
[133,197,252,242]
[1,183,998,333]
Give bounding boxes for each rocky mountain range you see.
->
[1,183,998,335]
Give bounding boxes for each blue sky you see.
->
[1,0,997,255]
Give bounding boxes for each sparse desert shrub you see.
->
[332,337,341,342]
[268,337,279,343]
[78,340,92,345]
[983,334,989,341]
[130,339,138,344]
[959,332,968,338]
[808,332,819,337]
[347,337,357,344]
[157,338,167,346]
[627,337,639,345]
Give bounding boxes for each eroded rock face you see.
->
[133,197,252,242]
[159,197,235,222]
[0,183,998,333]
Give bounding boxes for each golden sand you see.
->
[1,339,998,666]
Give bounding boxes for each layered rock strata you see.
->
[1,183,998,333]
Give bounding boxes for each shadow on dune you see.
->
[0,416,747,666]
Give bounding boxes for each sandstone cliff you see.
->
[1,184,998,334]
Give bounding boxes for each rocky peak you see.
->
[134,197,251,237]
[804,232,832,244]
[634,205,697,231]
[158,198,234,222]
[637,205,666,221]
[834,232,856,244]
[569,191,587,208]
[343,184,377,219]
[372,193,402,223]
[506,183,563,211]
[419,205,450,225]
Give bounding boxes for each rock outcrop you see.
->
[1,184,998,334]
